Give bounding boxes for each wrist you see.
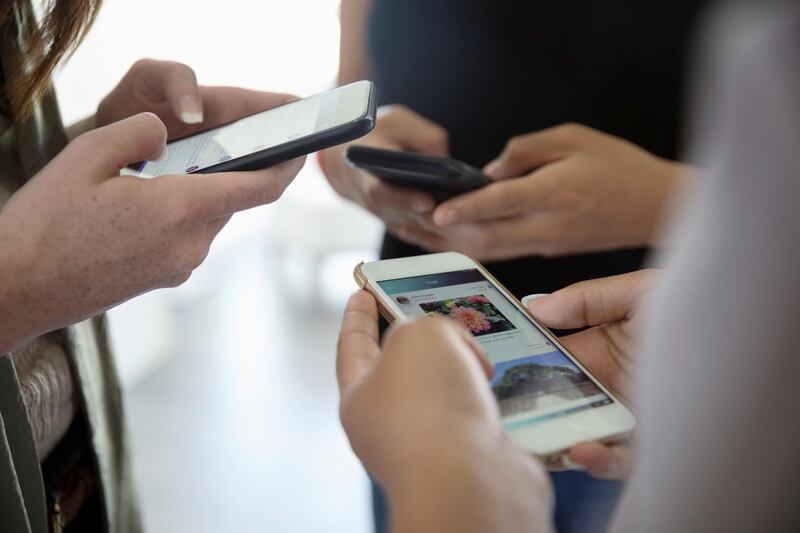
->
[644,160,697,247]
[384,432,551,533]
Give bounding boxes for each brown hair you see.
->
[1,0,102,120]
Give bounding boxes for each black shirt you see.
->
[367,0,707,297]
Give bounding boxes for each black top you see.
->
[367,0,708,297]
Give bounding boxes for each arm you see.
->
[339,0,373,84]
[0,60,307,353]
[0,112,304,354]
[320,0,451,234]
[337,292,553,533]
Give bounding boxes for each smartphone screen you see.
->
[128,82,371,178]
[378,269,613,430]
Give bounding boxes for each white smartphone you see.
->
[124,80,376,178]
[354,252,636,464]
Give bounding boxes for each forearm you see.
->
[386,439,553,533]
[645,160,700,248]
[339,0,373,84]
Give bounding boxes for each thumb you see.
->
[337,290,383,398]
[77,112,167,180]
[132,59,204,124]
[484,126,578,180]
[565,442,634,480]
[527,272,652,330]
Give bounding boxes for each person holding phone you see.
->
[320,0,708,530]
[336,270,647,532]
[335,7,800,518]
[0,2,306,531]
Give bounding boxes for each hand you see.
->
[0,113,304,353]
[319,105,446,230]
[337,291,551,533]
[527,269,660,480]
[396,123,692,261]
[96,58,296,140]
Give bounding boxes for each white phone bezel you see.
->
[357,252,636,461]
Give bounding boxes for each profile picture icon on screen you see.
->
[396,296,410,305]
[185,165,199,173]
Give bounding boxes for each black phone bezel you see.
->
[134,81,377,175]
[345,145,490,201]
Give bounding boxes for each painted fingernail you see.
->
[561,455,585,471]
[434,208,460,226]
[411,197,434,213]
[178,94,203,124]
[521,293,549,307]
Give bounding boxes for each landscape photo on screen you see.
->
[491,352,605,417]
[419,294,516,336]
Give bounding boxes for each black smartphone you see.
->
[345,146,491,202]
[125,81,377,177]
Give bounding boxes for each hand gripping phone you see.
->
[354,252,636,466]
[345,146,490,202]
[126,80,377,177]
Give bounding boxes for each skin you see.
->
[329,1,695,261]
[336,268,656,533]
[401,124,693,260]
[321,0,441,234]
[319,104,444,229]
[337,290,552,533]
[528,269,659,480]
[0,59,305,353]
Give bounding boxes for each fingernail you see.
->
[484,160,502,178]
[411,197,434,213]
[434,208,460,226]
[521,293,549,307]
[178,94,203,124]
[561,455,585,471]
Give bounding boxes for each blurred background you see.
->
[55,1,378,531]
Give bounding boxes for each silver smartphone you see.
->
[354,252,636,465]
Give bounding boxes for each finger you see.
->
[392,223,450,251]
[432,167,560,226]
[461,330,494,380]
[364,177,436,215]
[483,124,587,180]
[171,156,306,219]
[199,86,296,126]
[556,329,637,403]
[401,215,568,261]
[384,317,493,386]
[137,59,204,124]
[379,106,449,156]
[78,112,167,179]
[527,270,657,329]
[566,442,634,480]
[337,290,383,396]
